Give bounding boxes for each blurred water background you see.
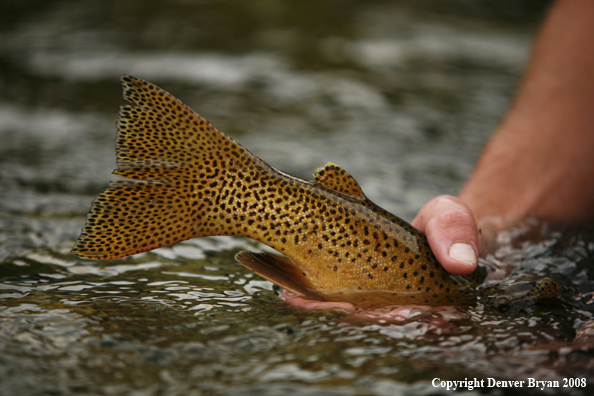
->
[2,1,594,395]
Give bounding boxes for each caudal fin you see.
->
[72,75,258,260]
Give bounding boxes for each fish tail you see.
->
[72,75,262,260]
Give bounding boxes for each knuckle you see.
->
[435,209,475,229]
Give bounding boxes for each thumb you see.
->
[411,195,479,275]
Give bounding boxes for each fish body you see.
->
[72,75,485,308]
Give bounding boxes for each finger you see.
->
[411,195,479,275]
[280,290,356,313]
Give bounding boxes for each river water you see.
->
[2,1,593,395]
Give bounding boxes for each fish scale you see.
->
[72,75,486,308]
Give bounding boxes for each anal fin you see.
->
[235,251,325,301]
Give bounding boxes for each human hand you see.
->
[280,290,466,328]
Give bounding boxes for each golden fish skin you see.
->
[71,75,485,308]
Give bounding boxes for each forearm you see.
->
[459,0,594,228]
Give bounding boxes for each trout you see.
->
[72,75,488,309]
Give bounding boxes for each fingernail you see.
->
[448,243,477,266]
